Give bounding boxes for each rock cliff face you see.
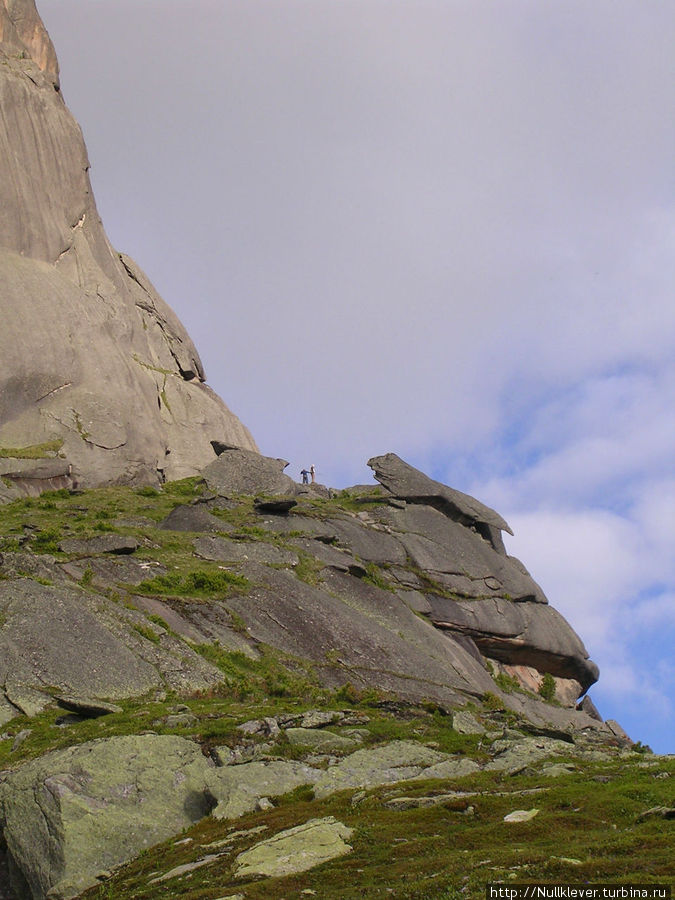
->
[0,0,257,499]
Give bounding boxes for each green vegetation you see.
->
[77,749,675,900]
[135,568,249,598]
[0,477,671,900]
[538,672,557,702]
[0,439,64,459]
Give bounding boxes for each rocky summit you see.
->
[1,3,671,899]
[0,0,256,500]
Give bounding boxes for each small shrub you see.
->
[31,528,61,553]
[135,485,160,497]
[494,671,520,693]
[538,672,557,702]
[133,624,160,644]
[482,691,506,711]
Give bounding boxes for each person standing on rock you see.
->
[300,468,309,484]
[310,464,316,483]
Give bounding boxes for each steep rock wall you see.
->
[0,0,257,496]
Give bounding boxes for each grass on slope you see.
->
[80,753,675,900]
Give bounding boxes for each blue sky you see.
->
[39,0,674,752]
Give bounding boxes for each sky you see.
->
[38,0,674,753]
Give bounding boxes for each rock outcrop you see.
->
[0,735,217,899]
[0,0,257,498]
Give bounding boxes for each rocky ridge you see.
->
[0,447,654,899]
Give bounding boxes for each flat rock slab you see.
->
[503,808,540,823]
[0,579,159,706]
[312,740,450,799]
[411,757,481,780]
[285,728,360,754]
[202,449,297,497]
[61,557,166,588]
[383,792,476,811]
[194,535,298,567]
[58,534,139,555]
[211,760,321,820]
[452,710,486,735]
[55,695,123,717]
[0,735,216,900]
[233,817,353,879]
[486,736,577,774]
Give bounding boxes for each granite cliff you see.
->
[0,0,256,500]
[1,5,666,899]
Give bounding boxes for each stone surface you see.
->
[160,504,229,533]
[368,453,513,537]
[503,808,540,823]
[0,734,216,900]
[202,449,296,497]
[0,579,159,706]
[233,817,353,879]
[486,736,578,774]
[211,760,321,820]
[379,503,546,602]
[312,741,450,799]
[54,695,123,717]
[430,596,598,690]
[285,728,360,753]
[224,563,495,711]
[194,534,298,567]
[383,792,475,811]
[58,534,139,555]
[452,710,486,735]
[605,719,633,743]
[412,757,481,780]
[0,2,256,497]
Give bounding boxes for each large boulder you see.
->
[428,595,599,690]
[368,453,512,548]
[202,448,298,497]
[0,0,257,496]
[0,735,216,900]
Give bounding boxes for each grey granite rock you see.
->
[0,3,257,497]
[0,579,159,706]
[58,534,139,555]
[194,534,298,567]
[202,449,296,497]
[159,504,229,533]
[0,734,215,899]
[368,453,512,538]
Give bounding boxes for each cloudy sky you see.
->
[39,0,674,752]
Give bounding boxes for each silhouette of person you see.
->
[300,468,309,484]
